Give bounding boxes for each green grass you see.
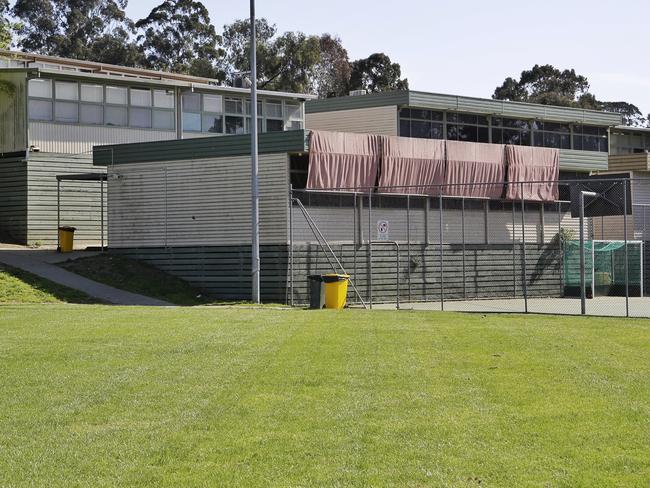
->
[0,263,100,304]
[1,306,649,487]
[59,254,214,305]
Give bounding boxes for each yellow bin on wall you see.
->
[58,226,76,253]
[323,274,350,309]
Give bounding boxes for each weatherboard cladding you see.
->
[305,106,398,135]
[93,130,309,166]
[306,90,623,127]
[0,157,28,242]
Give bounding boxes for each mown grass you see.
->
[59,254,214,305]
[1,306,649,487]
[0,263,100,304]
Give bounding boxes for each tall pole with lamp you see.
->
[250,0,260,303]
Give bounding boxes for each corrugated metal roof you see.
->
[93,130,309,166]
[306,90,624,126]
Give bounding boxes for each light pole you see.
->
[250,0,260,303]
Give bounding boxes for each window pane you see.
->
[106,86,127,105]
[29,79,52,98]
[399,119,410,137]
[477,115,489,126]
[410,109,431,121]
[153,110,174,130]
[55,81,78,101]
[54,101,78,122]
[266,101,283,118]
[182,93,201,112]
[80,104,103,125]
[431,123,444,139]
[287,120,303,130]
[447,112,458,123]
[411,120,432,139]
[129,107,151,128]
[543,122,570,133]
[267,118,284,132]
[153,90,174,109]
[81,84,103,103]
[285,103,301,120]
[105,106,127,126]
[225,97,243,114]
[458,113,477,125]
[491,128,503,144]
[130,88,151,107]
[202,114,223,133]
[245,99,263,116]
[477,126,489,143]
[28,99,52,120]
[203,94,222,113]
[457,125,478,142]
[182,112,201,131]
[399,108,411,118]
[225,115,245,134]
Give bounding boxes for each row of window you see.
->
[399,108,608,152]
[27,78,304,133]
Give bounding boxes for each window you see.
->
[130,88,152,107]
[55,81,78,101]
[246,100,263,116]
[203,94,222,113]
[29,79,52,98]
[55,101,78,122]
[81,84,103,103]
[399,108,444,139]
[445,112,489,143]
[225,97,243,114]
[573,125,608,152]
[28,99,52,121]
[182,92,201,112]
[491,118,531,145]
[533,121,571,149]
[266,100,283,118]
[182,112,201,132]
[80,104,103,125]
[105,106,127,126]
[267,119,284,132]
[225,115,245,134]
[202,114,223,133]
[153,110,175,130]
[153,90,174,109]
[129,107,151,128]
[106,86,127,105]
[245,117,263,133]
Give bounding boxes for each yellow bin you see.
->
[323,274,350,309]
[58,226,76,253]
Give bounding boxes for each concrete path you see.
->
[0,249,172,306]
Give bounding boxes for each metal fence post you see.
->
[56,179,60,251]
[163,168,168,248]
[512,200,517,297]
[558,200,563,297]
[289,185,294,307]
[462,197,466,299]
[439,192,444,311]
[407,194,411,304]
[624,180,629,317]
[368,188,373,309]
[100,177,104,252]
[521,183,528,313]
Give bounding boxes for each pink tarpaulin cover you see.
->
[378,136,446,195]
[505,146,559,201]
[443,141,506,198]
[306,130,381,191]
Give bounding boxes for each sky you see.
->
[126,0,650,116]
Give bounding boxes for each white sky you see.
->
[126,0,650,116]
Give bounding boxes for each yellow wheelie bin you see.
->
[58,226,76,253]
[322,274,350,309]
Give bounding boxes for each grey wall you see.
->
[0,157,28,242]
[0,71,27,154]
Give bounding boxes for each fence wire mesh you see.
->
[290,178,648,318]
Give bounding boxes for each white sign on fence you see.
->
[377,220,389,241]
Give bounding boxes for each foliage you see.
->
[312,34,351,98]
[11,0,142,66]
[0,0,13,49]
[493,64,646,127]
[221,18,320,93]
[135,0,223,79]
[349,52,409,93]
[1,307,650,485]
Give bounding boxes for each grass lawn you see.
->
[0,263,100,304]
[59,254,211,305]
[1,306,649,487]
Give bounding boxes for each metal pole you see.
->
[368,189,373,309]
[558,200,562,297]
[439,193,444,311]
[100,177,104,252]
[250,0,261,303]
[57,179,60,252]
[512,201,516,297]
[407,194,411,304]
[521,183,528,313]
[289,184,293,307]
[461,197,466,299]
[624,181,629,317]
[579,192,586,315]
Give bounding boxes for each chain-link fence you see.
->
[289,177,650,317]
